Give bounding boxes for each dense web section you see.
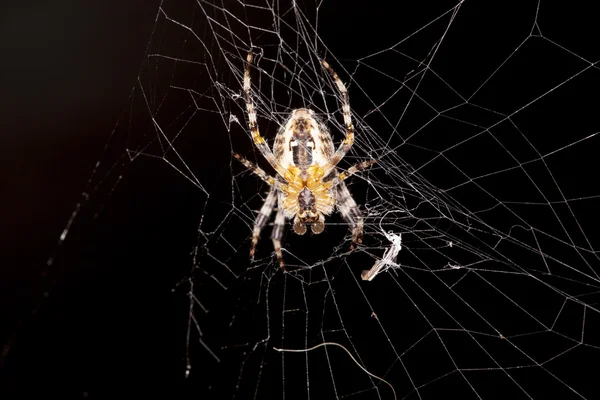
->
[35,0,600,398]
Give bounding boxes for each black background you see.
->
[3,1,599,399]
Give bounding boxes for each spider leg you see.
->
[249,186,277,260]
[328,159,376,186]
[335,180,364,249]
[321,59,355,175]
[233,153,276,186]
[244,52,288,177]
[271,207,286,270]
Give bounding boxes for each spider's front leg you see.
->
[243,52,288,178]
[321,59,356,176]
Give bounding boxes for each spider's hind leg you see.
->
[249,186,277,260]
[271,207,287,270]
[335,181,365,250]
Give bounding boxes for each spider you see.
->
[234,52,375,269]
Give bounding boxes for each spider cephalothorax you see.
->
[234,52,375,269]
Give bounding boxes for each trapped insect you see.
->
[235,52,375,269]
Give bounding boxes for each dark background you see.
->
[2,1,174,397]
[2,1,598,399]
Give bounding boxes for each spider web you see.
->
[7,0,600,399]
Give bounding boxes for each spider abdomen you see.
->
[291,137,314,171]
